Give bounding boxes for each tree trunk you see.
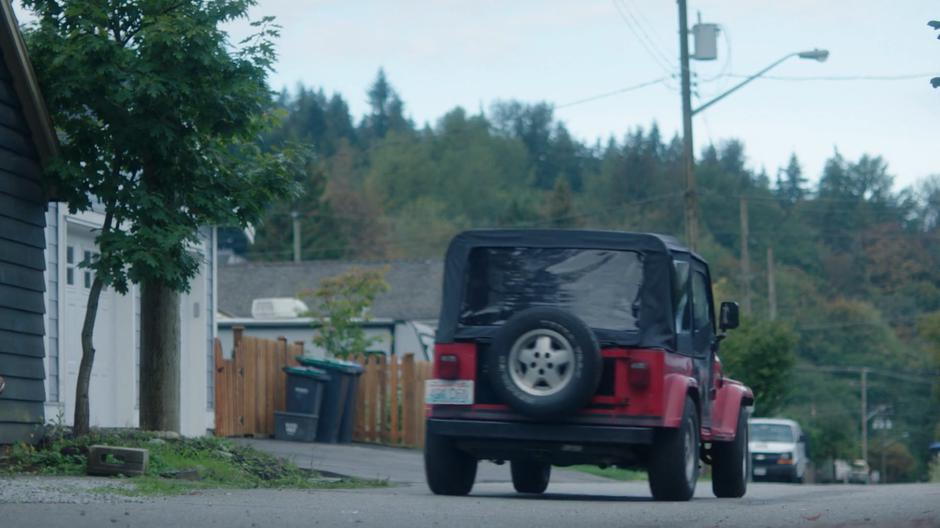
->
[73,210,114,436]
[73,274,106,436]
[139,280,181,432]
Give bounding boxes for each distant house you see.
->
[0,0,218,442]
[219,259,443,322]
[217,260,444,361]
[0,0,59,444]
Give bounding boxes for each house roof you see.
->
[0,0,58,169]
[218,259,444,321]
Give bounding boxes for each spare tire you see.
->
[487,307,602,418]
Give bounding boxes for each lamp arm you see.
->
[691,53,797,116]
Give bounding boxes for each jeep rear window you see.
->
[459,247,643,331]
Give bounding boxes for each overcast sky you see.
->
[17,1,940,189]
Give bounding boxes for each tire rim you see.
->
[684,419,696,485]
[508,328,575,397]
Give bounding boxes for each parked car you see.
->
[848,459,871,484]
[749,418,810,483]
[424,229,754,501]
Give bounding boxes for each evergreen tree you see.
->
[775,153,807,209]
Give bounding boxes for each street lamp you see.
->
[692,48,830,116]
[677,31,829,251]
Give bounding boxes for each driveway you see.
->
[238,438,611,484]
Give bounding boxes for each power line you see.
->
[618,0,674,69]
[624,0,672,55]
[610,0,676,77]
[794,365,937,385]
[555,77,668,109]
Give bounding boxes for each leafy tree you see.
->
[304,268,389,359]
[491,101,556,189]
[250,157,346,261]
[24,0,294,434]
[545,177,577,228]
[720,319,797,416]
[325,139,390,259]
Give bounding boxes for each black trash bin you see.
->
[274,411,319,442]
[283,366,329,415]
[296,357,364,443]
[337,362,365,443]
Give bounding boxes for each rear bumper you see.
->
[752,463,798,481]
[427,418,654,445]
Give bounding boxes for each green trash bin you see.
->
[283,366,330,415]
[296,357,364,443]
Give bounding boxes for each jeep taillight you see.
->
[628,360,651,390]
[433,343,476,380]
[438,354,460,379]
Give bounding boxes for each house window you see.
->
[66,246,74,285]
[82,250,99,289]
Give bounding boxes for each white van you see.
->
[749,418,810,483]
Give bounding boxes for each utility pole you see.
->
[678,0,697,250]
[861,367,869,467]
[291,211,301,263]
[739,196,751,316]
[767,246,777,320]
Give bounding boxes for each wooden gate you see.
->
[213,328,301,437]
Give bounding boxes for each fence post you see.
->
[233,326,244,355]
[416,362,429,449]
[233,336,246,436]
[389,355,400,445]
[366,355,379,442]
[401,354,416,446]
[353,354,366,441]
[213,338,229,437]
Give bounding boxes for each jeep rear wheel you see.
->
[648,397,699,501]
[424,429,477,496]
[711,405,749,498]
[510,460,551,494]
[488,307,602,419]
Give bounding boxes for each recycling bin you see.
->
[297,357,364,443]
[274,411,319,442]
[283,366,329,415]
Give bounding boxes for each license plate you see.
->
[425,379,474,405]
[754,467,767,476]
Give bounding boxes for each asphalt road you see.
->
[2,479,938,528]
[237,438,609,483]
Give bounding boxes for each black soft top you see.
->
[436,229,697,350]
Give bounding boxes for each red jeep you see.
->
[424,230,754,501]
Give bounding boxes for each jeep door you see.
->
[690,259,716,428]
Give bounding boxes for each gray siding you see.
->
[0,53,46,444]
[206,227,215,411]
[44,202,58,402]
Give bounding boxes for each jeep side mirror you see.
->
[719,301,740,331]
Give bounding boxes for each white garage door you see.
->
[62,226,121,427]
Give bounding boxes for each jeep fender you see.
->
[662,374,699,428]
[709,378,754,441]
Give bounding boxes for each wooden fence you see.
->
[213,329,301,438]
[352,353,433,448]
[214,329,433,447]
